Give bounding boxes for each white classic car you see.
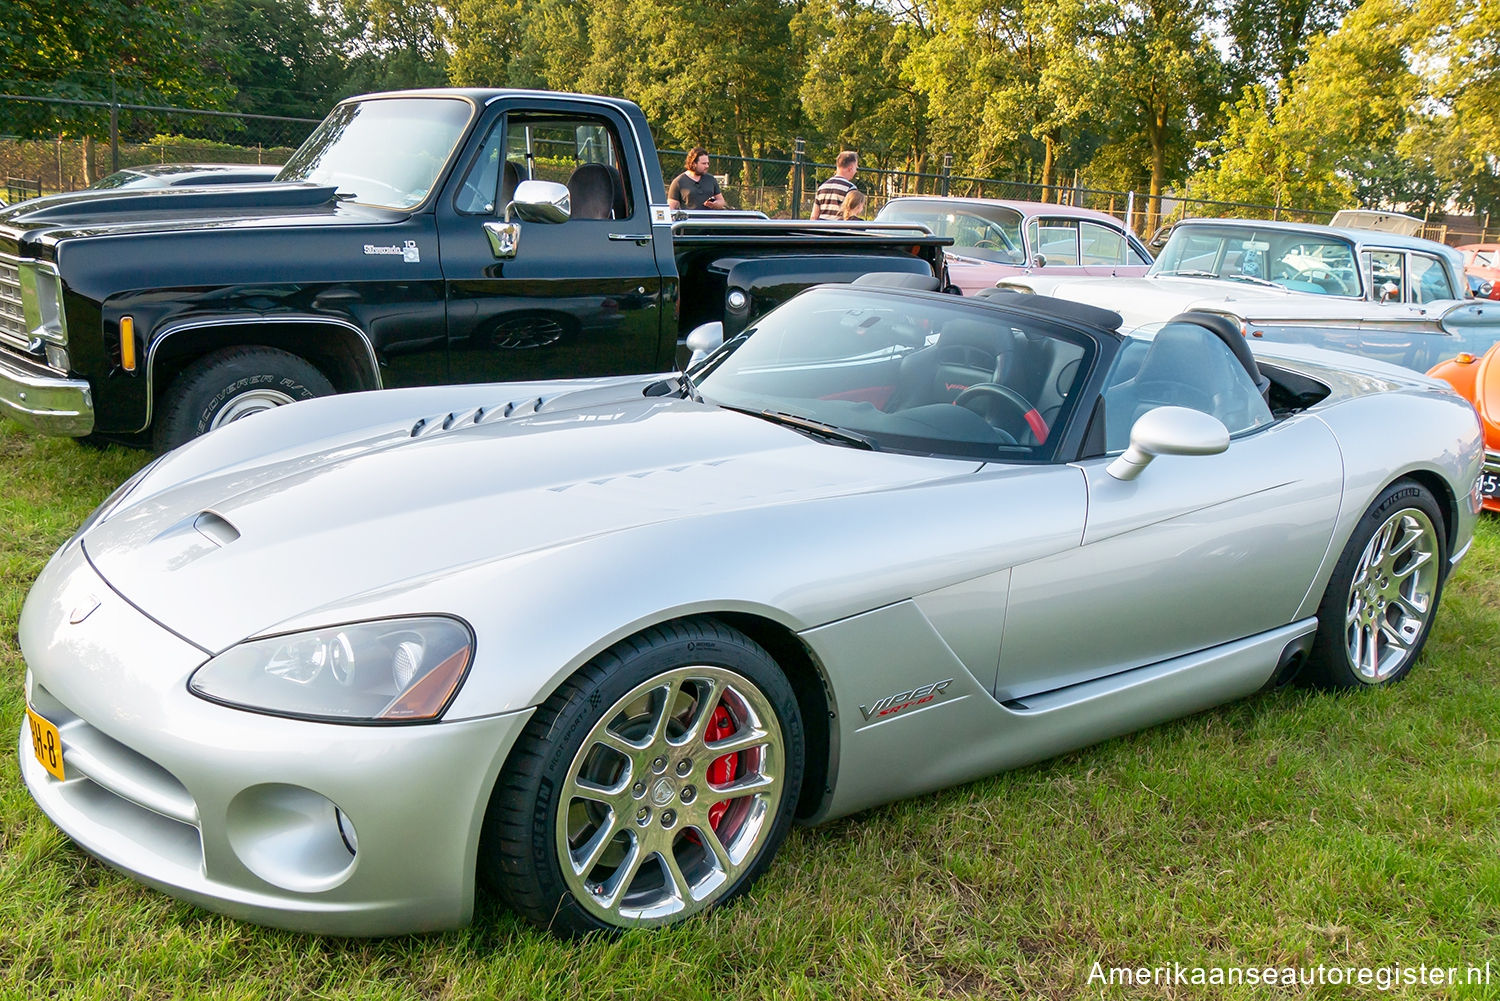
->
[997,218,1500,372]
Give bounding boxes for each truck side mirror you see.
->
[1106,406,1229,481]
[504,180,571,224]
[1378,281,1400,303]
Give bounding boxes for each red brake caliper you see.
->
[704,704,738,831]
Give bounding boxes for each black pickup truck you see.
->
[0,89,946,449]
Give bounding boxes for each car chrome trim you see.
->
[0,347,93,435]
[141,314,381,433]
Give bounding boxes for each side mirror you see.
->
[504,180,571,224]
[1032,253,1048,268]
[1107,406,1229,481]
[1378,281,1400,303]
[685,321,724,369]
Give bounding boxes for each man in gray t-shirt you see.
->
[667,146,726,210]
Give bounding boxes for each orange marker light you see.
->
[1455,353,1477,365]
[119,316,136,371]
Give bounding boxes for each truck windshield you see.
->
[278,97,473,209]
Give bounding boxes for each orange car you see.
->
[1429,345,1500,510]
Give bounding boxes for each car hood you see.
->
[0,182,401,245]
[82,396,969,653]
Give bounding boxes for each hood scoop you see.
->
[5,183,339,224]
[194,511,241,547]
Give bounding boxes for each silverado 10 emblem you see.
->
[364,240,421,263]
[859,678,954,721]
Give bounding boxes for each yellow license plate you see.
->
[25,705,65,781]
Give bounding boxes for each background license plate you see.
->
[1482,472,1499,499]
[26,705,65,780]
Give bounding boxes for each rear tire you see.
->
[153,346,333,451]
[480,618,804,935]
[1303,479,1446,690]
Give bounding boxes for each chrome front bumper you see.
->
[0,349,93,436]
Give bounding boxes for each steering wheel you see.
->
[954,383,1048,443]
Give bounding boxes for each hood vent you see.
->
[409,396,550,438]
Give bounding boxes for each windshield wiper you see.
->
[722,405,877,450]
[1226,273,1282,288]
[1159,269,1220,278]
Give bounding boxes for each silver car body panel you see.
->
[17,307,1484,934]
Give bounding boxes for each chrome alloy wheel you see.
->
[1344,505,1440,683]
[210,388,298,428]
[555,665,784,926]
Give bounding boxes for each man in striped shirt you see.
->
[809,151,858,220]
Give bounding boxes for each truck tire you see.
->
[153,346,334,451]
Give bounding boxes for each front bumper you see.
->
[0,349,93,436]
[18,542,532,936]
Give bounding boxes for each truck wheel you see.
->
[153,346,334,451]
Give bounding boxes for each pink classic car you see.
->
[1458,244,1500,300]
[875,197,1153,294]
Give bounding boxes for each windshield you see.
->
[877,202,1025,265]
[695,286,1094,462]
[278,97,472,209]
[1151,224,1362,296]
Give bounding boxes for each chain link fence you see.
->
[2,94,1478,247]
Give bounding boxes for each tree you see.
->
[0,0,236,180]
[1055,0,1227,231]
[335,0,450,92]
[1187,84,1352,212]
[1223,0,1359,89]
[190,0,349,125]
[792,0,928,170]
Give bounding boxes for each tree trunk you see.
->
[1039,134,1056,204]
[1147,113,1167,235]
[82,135,96,186]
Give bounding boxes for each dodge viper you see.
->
[19,282,1484,936]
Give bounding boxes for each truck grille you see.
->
[0,254,27,352]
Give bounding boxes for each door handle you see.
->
[608,233,652,244]
[485,221,521,259]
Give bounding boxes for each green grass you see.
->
[1,419,1498,1000]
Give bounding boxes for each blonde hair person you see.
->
[837,188,866,220]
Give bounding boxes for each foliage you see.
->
[0,0,235,138]
[6,0,1498,219]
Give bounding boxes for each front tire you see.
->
[153,346,334,451]
[1304,479,1446,689]
[481,618,805,935]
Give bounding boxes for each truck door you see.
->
[435,98,666,384]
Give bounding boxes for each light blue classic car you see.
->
[999,218,1499,372]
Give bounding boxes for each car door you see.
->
[1358,248,1460,369]
[993,321,1344,701]
[435,97,666,385]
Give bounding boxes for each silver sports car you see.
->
[18,283,1484,936]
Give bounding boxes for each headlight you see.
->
[189,616,473,724]
[18,262,68,346]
